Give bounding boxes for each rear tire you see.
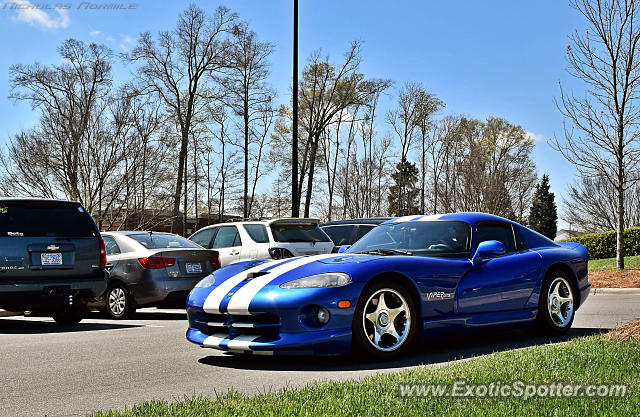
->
[351,280,418,360]
[105,283,135,319]
[536,270,576,336]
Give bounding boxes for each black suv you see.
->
[0,198,108,324]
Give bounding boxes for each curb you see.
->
[591,288,640,295]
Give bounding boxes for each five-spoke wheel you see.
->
[537,271,576,335]
[352,281,417,359]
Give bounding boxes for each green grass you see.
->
[93,335,640,417]
[589,255,640,272]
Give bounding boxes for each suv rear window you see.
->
[0,201,98,237]
[270,223,331,243]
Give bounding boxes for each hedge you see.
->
[561,227,640,260]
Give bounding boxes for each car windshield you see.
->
[270,223,331,243]
[128,233,201,249]
[348,221,471,257]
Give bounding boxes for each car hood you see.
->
[207,253,449,290]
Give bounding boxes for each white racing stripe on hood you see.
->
[226,335,261,351]
[225,253,339,315]
[202,259,290,314]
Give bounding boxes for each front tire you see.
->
[352,280,418,360]
[536,271,576,335]
[105,283,135,319]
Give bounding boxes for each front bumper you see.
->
[186,281,365,355]
[186,326,352,355]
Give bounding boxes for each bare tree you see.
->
[125,4,237,234]
[387,82,422,161]
[553,0,640,270]
[564,173,640,232]
[220,22,275,218]
[297,41,391,217]
[414,88,444,213]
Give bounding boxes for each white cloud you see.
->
[526,130,546,143]
[118,34,135,52]
[89,29,101,37]
[7,0,69,30]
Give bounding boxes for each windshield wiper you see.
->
[357,248,413,256]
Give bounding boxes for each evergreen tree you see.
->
[529,174,557,239]
[388,157,420,216]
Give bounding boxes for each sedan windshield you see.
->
[348,221,471,257]
[128,233,202,250]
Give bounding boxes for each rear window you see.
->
[0,202,98,238]
[243,224,269,243]
[128,233,201,249]
[270,223,331,243]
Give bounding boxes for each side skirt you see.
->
[422,308,538,334]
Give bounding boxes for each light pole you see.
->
[291,0,299,217]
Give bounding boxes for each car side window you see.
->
[211,226,241,249]
[476,223,516,254]
[243,224,269,243]
[102,236,121,256]
[191,228,217,248]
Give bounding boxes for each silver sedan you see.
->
[95,231,219,319]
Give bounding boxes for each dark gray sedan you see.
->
[95,231,220,319]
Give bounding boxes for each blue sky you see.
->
[0,0,583,225]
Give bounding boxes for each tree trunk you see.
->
[172,130,189,233]
[243,100,249,218]
[617,151,625,270]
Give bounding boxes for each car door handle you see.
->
[230,250,240,256]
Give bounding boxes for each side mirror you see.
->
[472,240,505,264]
[337,245,351,253]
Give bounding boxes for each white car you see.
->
[187,218,335,266]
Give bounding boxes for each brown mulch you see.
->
[589,269,640,288]
[605,319,640,342]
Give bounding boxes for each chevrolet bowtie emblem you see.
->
[47,245,60,251]
[226,291,235,298]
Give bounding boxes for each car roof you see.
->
[320,217,392,227]
[383,212,520,227]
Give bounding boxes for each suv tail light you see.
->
[138,257,175,269]
[99,238,107,269]
[268,248,295,260]
[209,256,221,268]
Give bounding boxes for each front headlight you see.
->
[279,273,351,289]
[194,274,216,288]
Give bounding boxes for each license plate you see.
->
[41,253,62,266]
[186,262,202,274]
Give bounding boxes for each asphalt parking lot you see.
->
[1,293,638,417]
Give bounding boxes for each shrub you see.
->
[563,227,640,260]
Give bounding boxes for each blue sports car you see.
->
[186,213,590,359]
